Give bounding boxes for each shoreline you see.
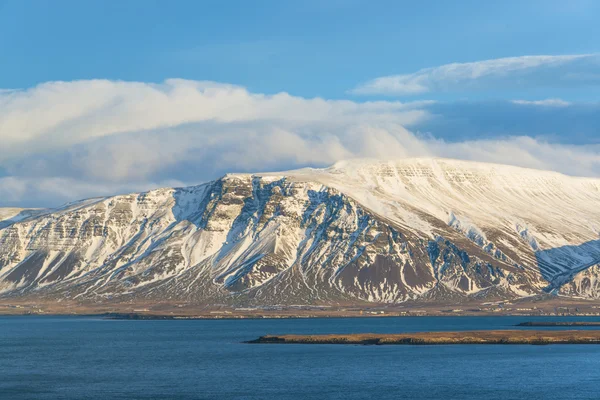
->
[516,321,600,327]
[2,312,600,323]
[2,297,600,320]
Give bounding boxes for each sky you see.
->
[0,0,599,207]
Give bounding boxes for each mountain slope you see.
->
[288,159,600,288]
[0,208,43,229]
[1,158,599,306]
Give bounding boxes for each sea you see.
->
[1,315,600,400]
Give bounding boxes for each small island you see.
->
[247,330,600,345]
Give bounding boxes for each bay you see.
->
[1,316,599,400]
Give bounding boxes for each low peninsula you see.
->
[247,330,600,345]
[516,321,600,327]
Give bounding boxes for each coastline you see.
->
[2,296,600,320]
[2,311,600,321]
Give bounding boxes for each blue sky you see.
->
[0,0,599,207]
[2,0,599,99]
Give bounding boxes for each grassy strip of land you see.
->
[516,321,600,327]
[247,330,600,345]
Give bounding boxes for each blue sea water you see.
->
[1,316,600,400]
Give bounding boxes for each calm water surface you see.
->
[1,315,600,400]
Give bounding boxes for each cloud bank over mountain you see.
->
[1,78,599,207]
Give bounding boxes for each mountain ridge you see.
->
[1,158,599,308]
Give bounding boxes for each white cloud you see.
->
[0,79,427,159]
[511,98,571,107]
[0,79,599,207]
[351,54,599,95]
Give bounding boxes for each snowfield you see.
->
[1,158,599,305]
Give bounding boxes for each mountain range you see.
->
[1,158,600,310]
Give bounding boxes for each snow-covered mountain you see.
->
[1,158,600,306]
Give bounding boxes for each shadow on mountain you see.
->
[0,210,38,229]
[170,181,223,229]
[535,239,600,291]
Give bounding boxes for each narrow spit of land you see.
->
[247,330,600,345]
[516,321,600,327]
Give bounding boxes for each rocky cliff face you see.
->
[1,158,599,305]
